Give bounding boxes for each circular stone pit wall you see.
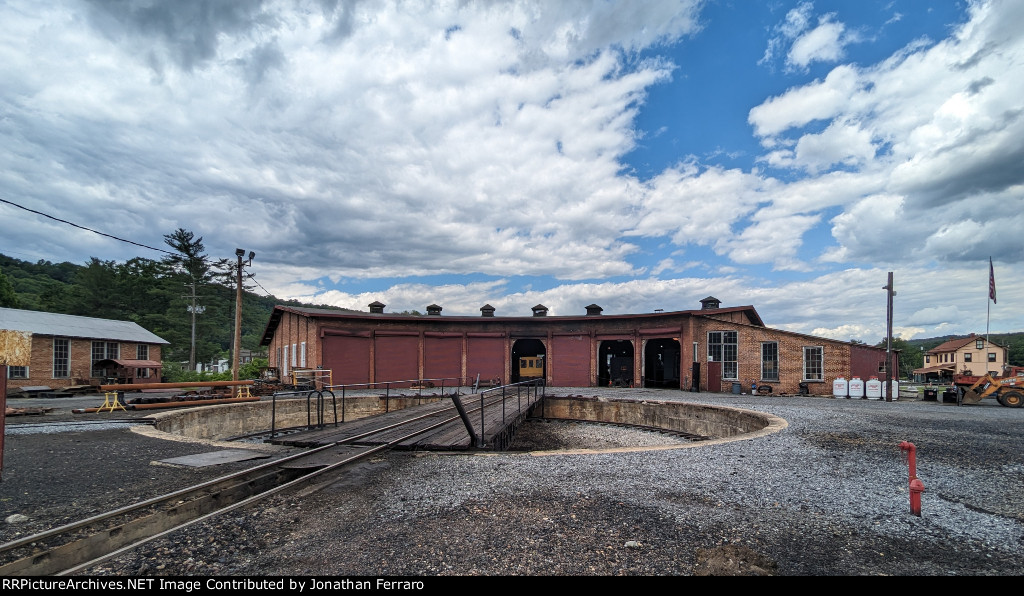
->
[538,395,785,443]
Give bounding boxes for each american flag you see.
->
[989,257,997,304]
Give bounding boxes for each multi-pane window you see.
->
[708,331,738,380]
[92,341,120,376]
[964,353,973,362]
[803,346,823,381]
[53,338,70,378]
[137,344,149,360]
[7,366,28,379]
[761,342,779,381]
[988,353,997,362]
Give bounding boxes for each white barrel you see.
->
[848,376,865,399]
[832,377,848,398]
[865,377,882,400]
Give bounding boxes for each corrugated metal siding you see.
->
[467,336,504,384]
[552,335,591,386]
[322,335,370,386]
[423,336,462,382]
[374,335,418,387]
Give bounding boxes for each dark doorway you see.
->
[511,339,545,383]
[644,339,681,388]
[598,340,634,387]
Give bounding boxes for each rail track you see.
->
[0,391,522,576]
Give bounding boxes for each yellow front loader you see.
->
[955,373,1024,407]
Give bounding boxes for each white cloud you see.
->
[787,16,847,70]
[748,65,862,137]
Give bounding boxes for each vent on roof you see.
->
[369,301,386,314]
[585,304,603,316]
[480,304,495,317]
[700,296,721,310]
[532,304,548,317]
[426,304,442,316]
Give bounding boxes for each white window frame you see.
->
[761,342,779,381]
[802,346,824,382]
[708,331,738,380]
[53,337,70,379]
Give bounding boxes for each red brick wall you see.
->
[687,318,881,396]
[6,336,163,391]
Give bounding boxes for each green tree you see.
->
[877,337,922,379]
[69,258,120,318]
[0,267,19,308]
[161,229,231,369]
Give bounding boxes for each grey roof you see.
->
[0,308,169,344]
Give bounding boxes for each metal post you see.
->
[481,392,486,446]
[233,250,243,383]
[270,392,277,438]
[450,394,479,448]
[884,272,895,402]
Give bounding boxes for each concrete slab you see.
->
[157,449,271,468]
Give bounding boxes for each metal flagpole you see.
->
[987,257,996,343]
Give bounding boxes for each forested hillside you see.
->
[0,229,354,374]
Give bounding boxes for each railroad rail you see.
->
[0,384,541,576]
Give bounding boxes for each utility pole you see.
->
[233,249,254,384]
[183,280,205,372]
[883,272,895,402]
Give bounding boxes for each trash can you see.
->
[731,382,742,394]
[942,390,958,403]
[798,382,809,396]
[923,389,938,401]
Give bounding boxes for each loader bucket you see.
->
[960,389,985,405]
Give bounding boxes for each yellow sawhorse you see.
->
[98,391,127,413]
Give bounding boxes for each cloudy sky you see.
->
[1,0,1022,342]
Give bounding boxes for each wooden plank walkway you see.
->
[269,391,543,451]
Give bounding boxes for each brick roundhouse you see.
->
[259,297,895,396]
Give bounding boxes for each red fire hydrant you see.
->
[899,441,925,516]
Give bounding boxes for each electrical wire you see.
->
[0,197,174,255]
[3,196,275,296]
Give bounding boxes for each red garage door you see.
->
[423,335,463,383]
[322,334,370,386]
[552,334,591,387]
[467,335,504,385]
[374,334,419,387]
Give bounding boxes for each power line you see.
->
[0,197,174,255]
[3,196,277,297]
[243,270,272,297]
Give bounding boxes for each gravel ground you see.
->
[3,388,1023,576]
